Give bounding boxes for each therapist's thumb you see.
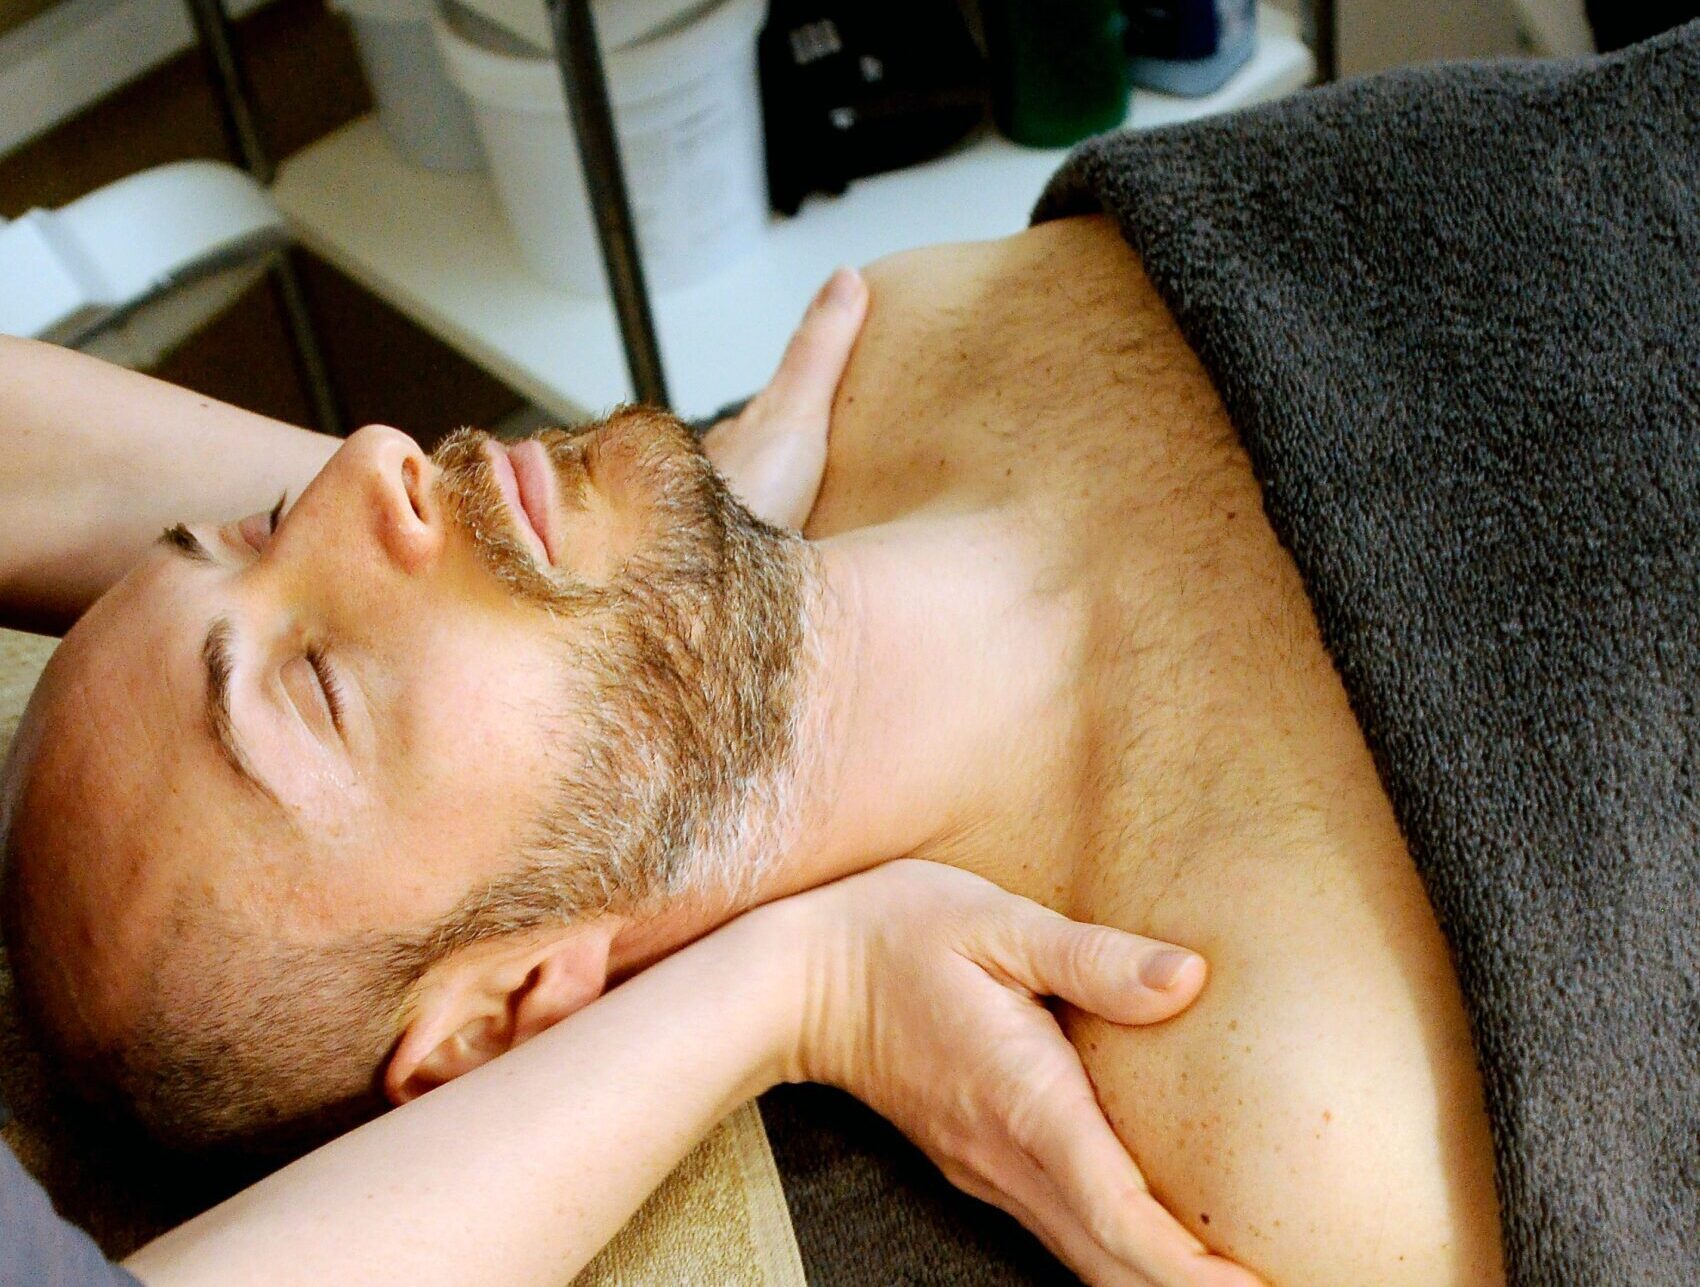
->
[1015,915,1208,1026]
[762,267,869,419]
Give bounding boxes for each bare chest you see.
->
[810,219,1498,1277]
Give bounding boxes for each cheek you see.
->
[389,624,569,849]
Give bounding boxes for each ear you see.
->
[383,918,620,1106]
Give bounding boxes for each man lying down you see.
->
[4,23,1697,1287]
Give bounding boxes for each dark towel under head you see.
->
[1034,23,1700,1287]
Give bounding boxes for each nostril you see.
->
[401,456,427,522]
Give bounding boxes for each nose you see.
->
[323,424,442,574]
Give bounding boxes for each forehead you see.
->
[32,540,580,935]
[11,561,277,957]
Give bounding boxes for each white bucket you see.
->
[334,0,484,172]
[433,0,768,296]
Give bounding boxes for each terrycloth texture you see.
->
[580,1102,805,1287]
[1032,26,1700,1287]
[0,628,806,1284]
[761,1085,1078,1287]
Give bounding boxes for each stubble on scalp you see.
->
[2,406,827,1156]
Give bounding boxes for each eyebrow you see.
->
[160,523,214,563]
[202,615,281,805]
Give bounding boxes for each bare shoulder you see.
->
[810,216,1198,536]
[815,213,1506,1282]
[1055,336,1505,1280]
[855,215,1167,365]
[1069,594,1507,1284]
[857,215,1139,295]
[1069,780,1507,1285]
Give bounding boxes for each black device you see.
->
[1585,0,1700,50]
[759,0,989,217]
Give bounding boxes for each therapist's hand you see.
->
[771,861,1260,1287]
[701,266,868,529]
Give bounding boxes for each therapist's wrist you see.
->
[697,893,823,1093]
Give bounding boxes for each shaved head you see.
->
[1,408,817,1152]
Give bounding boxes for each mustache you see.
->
[431,427,589,610]
[431,409,742,613]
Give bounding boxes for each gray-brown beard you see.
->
[425,407,820,938]
[0,407,820,1159]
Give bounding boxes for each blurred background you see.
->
[0,0,1685,450]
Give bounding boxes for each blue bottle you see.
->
[1124,0,1257,97]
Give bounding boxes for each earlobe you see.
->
[382,920,619,1106]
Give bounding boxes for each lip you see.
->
[482,440,553,565]
[507,438,560,565]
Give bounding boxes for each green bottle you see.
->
[982,0,1132,148]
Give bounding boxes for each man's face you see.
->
[3,411,809,1084]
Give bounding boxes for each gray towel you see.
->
[766,27,1699,1287]
[1034,23,1700,1287]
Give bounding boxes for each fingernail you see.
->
[1141,949,1196,990]
[823,266,860,309]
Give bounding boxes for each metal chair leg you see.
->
[182,0,344,435]
[547,0,671,409]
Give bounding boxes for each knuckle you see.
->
[932,1116,975,1165]
[1089,1186,1160,1263]
[1000,1072,1067,1160]
[939,1159,999,1209]
[1057,924,1116,989]
[1001,1097,1043,1159]
[938,1131,997,1188]
[1086,1197,1132,1253]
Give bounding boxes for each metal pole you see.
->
[547,0,671,408]
[1311,0,1337,82]
[182,0,344,434]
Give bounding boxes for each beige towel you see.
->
[0,627,803,1284]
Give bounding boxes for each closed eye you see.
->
[306,645,347,736]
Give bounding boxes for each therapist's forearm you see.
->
[121,910,799,1287]
[0,337,339,633]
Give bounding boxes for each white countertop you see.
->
[273,8,1314,423]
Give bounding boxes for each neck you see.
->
[612,515,1069,974]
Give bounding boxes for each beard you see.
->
[423,407,818,926]
[0,407,817,1160]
